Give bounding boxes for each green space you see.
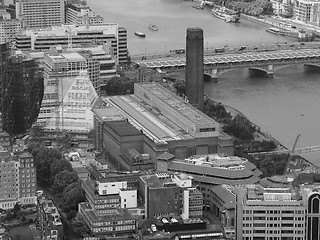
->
[9,225,34,240]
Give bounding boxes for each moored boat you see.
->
[148,24,159,31]
[135,32,146,38]
[212,6,240,23]
[266,27,280,35]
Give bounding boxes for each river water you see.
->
[88,0,320,166]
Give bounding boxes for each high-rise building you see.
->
[15,0,65,29]
[37,52,98,133]
[0,19,22,44]
[236,184,306,240]
[16,24,128,65]
[1,50,43,135]
[0,151,37,210]
[186,27,204,111]
[66,2,104,25]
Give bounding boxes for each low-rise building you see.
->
[36,197,63,240]
[79,179,137,237]
[73,167,90,181]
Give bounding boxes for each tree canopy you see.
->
[52,170,79,194]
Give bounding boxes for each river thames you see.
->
[89,0,320,166]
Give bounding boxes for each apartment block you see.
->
[0,151,37,210]
[16,24,128,64]
[0,19,22,44]
[15,0,65,29]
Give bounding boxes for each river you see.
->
[88,0,320,166]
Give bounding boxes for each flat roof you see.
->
[92,107,126,122]
[210,185,235,209]
[140,174,178,189]
[73,167,89,174]
[104,121,142,137]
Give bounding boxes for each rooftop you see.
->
[92,107,126,122]
[140,174,178,189]
[104,121,142,137]
[79,203,135,223]
[82,180,121,200]
[73,167,89,174]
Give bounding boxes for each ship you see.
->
[266,27,281,35]
[211,6,240,23]
[193,0,205,9]
[148,24,159,31]
[135,32,146,38]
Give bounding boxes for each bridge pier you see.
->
[249,64,274,77]
[204,68,232,80]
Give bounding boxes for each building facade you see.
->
[37,52,98,133]
[0,151,37,210]
[15,0,65,29]
[79,179,136,237]
[236,185,306,240]
[1,50,43,135]
[16,24,128,65]
[0,19,22,44]
[66,2,104,25]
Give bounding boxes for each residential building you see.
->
[94,83,233,163]
[36,52,98,133]
[236,184,306,240]
[0,151,37,210]
[0,19,22,44]
[1,49,43,135]
[66,2,104,25]
[79,179,136,237]
[295,0,320,26]
[16,23,128,65]
[0,113,11,151]
[15,0,65,29]
[36,197,63,240]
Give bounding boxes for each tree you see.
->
[71,214,90,237]
[52,170,79,194]
[60,182,85,212]
[50,158,73,185]
[35,148,62,186]
[30,125,45,138]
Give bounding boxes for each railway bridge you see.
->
[135,48,320,79]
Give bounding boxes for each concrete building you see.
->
[186,27,204,111]
[94,83,233,163]
[16,23,128,65]
[15,0,65,29]
[236,184,306,240]
[37,52,98,133]
[139,173,203,219]
[295,0,320,26]
[0,113,11,151]
[157,153,262,185]
[66,2,104,25]
[0,19,22,44]
[73,167,90,181]
[0,151,37,210]
[1,49,43,135]
[79,179,136,237]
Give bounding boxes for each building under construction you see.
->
[0,43,43,135]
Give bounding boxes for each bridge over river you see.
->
[135,48,320,79]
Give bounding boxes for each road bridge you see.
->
[248,145,320,156]
[135,48,320,79]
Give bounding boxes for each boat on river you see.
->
[148,24,159,31]
[135,32,146,38]
[211,6,240,23]
[266,27,281,35]
[193,0,205,9]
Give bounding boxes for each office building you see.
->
[37,52,98,133]
[79,179,136,236]
[94,83,233,163]
[0,19,22,44]
[15,0,65,29]
[236,184,306,240]
[139,173,203,219]
[66,2,104,25]
[186,27,204,111]
[0,151,37,210]
[1,49,43,135]
[16,23,128,65]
